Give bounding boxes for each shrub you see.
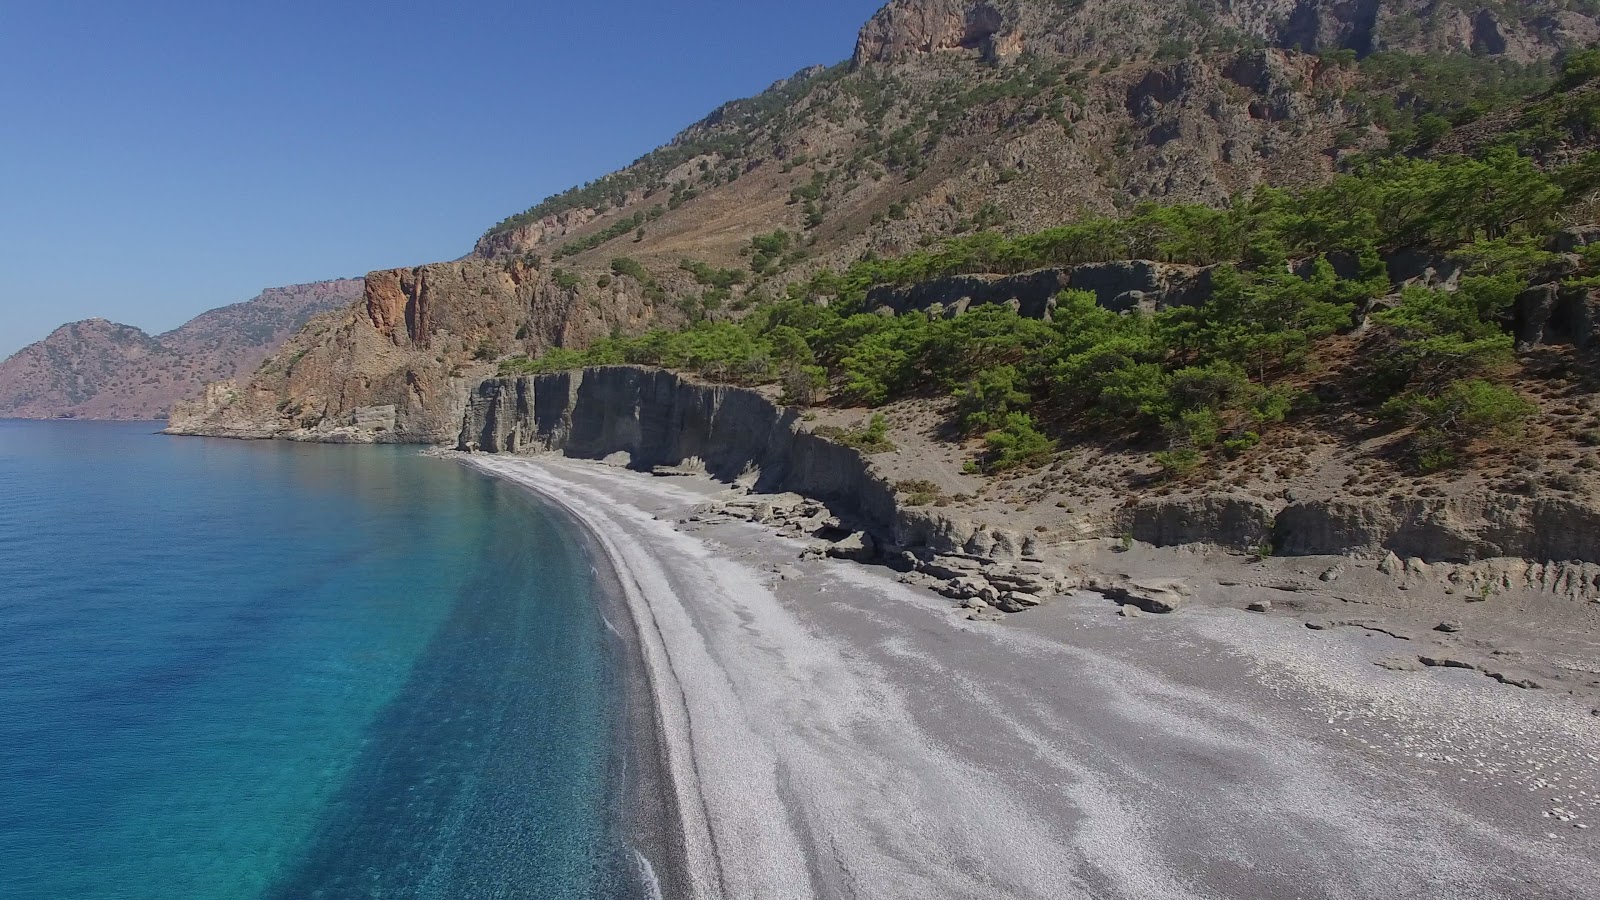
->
[1561,49,1600,89]
[955,365,1031,434]
[1221,432,1261,458]
[982,412,1056,472]
[610,257,649,281]
[818,414,897,453]
[779,364,826,406]
[894,479,943,506]
[1154,448,1203,478]
[1164,408,1221,450]
[1372,283,1516,388]
[1382,379,1535,470]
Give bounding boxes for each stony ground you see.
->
[464,452,1600,900]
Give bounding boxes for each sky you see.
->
[0,0,885,358]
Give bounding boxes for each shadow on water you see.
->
[258,477,640,900]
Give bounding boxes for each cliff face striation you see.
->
[0,279,361,420]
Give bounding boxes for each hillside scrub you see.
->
[499,138,1600,472]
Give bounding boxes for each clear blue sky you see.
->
[0,0,884,358]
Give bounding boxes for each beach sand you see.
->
[464,453,1600,900]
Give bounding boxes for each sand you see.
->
[461,452,1600,900]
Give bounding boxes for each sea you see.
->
[0,420,646,899]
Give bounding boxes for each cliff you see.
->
[458,366,1600,593]
[167,259,687,443]
[0,279,361,420]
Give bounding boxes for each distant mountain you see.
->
[0,279,363,420]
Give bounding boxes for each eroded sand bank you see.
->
[463,453,1600,900]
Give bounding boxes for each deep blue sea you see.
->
[0,420,636,899]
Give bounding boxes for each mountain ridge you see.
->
[0,279,363,420]
[170,0,1600,442]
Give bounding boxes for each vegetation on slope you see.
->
[502,55,1600,476]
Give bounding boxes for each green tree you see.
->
[982,412,1056,472]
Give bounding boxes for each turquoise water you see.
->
[0,421,636,899]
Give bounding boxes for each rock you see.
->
[987,571,1052,594]
[993,591,1038,613]
[1375,656,1424,672]
[826,531,877,562]
[1487,671,1541,690]
[1549,225,1600,254]
[917,555,986,581]
[1098,577,1190,614]
[652,462,704,477]
[1305,620,1329,630]
[1118,604,1142,618]
[1319,563,1344,582]
[1116,493,1274,552]
[1418,655,1476,670]
[1434,621,1462,633]
[1246,600,1272,612]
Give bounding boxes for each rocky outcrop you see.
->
[0,279,360,420]
[460,366,902,525]
[1513,282,1600,350]
[853,0,1024,66]
[461,366,1600,613]
[168,259,683,443]
[461,366,1092,616]
[1274,495,1600,563]
[852,0,1588,70]
[1119,495,1277,550]
[865,262,1213,320]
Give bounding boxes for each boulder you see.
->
[826,531,878,562]
[993,591,1040,613]
[1097,577,1190,613]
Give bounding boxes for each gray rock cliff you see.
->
[460,366,1600,571]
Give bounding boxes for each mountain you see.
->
[170,0,1600,442]
[0,279,363,420]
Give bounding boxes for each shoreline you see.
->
[458,450,1600,899]
[462,455,719,899]
[558,497,699,900]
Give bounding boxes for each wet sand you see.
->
[464,453,1600,900]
